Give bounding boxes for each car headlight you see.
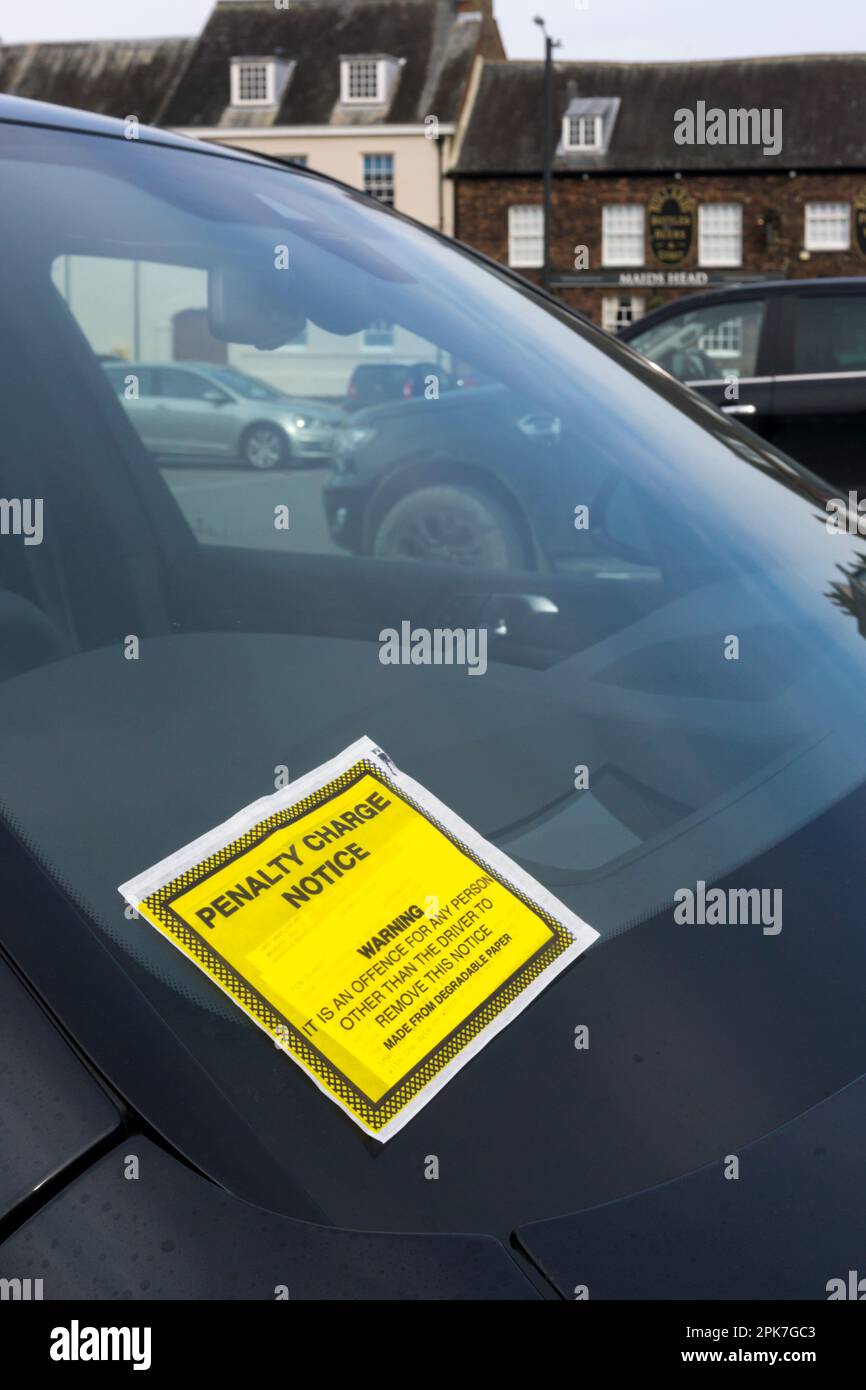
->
[336,425,377,455]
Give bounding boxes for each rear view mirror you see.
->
[208,268,307,349]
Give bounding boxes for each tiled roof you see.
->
[0,37,195,124]
[454,55,866,175]
[161,0,502,129]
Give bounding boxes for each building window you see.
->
[699,318,743,357]
[563,114,602,151]
[231,60,275,107]
[601,295,645,332]
[363,320,395,349]
[698,203,742,267]
[804,202,850,252]
[602,205,644,266]
[342,58,384,104]
[508,205,545,268]
[363,154,395,205]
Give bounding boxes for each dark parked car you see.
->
[326,386,570,567]
[619,278,866,486]
[345,360,455,411]
[3,97,866,1304]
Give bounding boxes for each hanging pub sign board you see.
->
[649,185,696,266]
[119,737,598,1142]
[855,187,866,259]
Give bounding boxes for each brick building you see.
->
[451,55,866,328]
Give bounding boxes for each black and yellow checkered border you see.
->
[142,758,574,1132]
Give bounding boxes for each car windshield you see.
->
[2,120,866,1234]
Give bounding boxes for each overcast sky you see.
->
[0,0,859,60]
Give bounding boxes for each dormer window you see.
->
[344,58,382,103]
[563,114,602,151]
[340,56,400,106]
[559,97,620,157]
[230,57,291,108]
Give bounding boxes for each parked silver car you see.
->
[102,361,341,468]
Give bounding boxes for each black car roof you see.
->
[620,276,866,336]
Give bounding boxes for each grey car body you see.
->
[102,361,342,467]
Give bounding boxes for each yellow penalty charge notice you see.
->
[119,736,598,1141]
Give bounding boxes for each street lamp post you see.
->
[534,16,561,293]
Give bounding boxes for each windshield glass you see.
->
[2,121,866,1235]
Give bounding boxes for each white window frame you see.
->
[230,59,277,108]
[601,295,645,333]
[698,203,742,268]
[508,205,545,269]
[804,202,851,252]
[341,58,386,105]
[563,114,602,151]
[699,318,743,358]
[363,153,395,206]
[362,320,395,351]
[602,205,644,267]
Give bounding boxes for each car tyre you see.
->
[372,484,525,569]
[241,423,289,470]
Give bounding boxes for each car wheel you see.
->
[372,484,525,569]
[241,423,288,470]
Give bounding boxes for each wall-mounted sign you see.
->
[551,270,770,289]
[855,186,866,259]
[648,185,695,265]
